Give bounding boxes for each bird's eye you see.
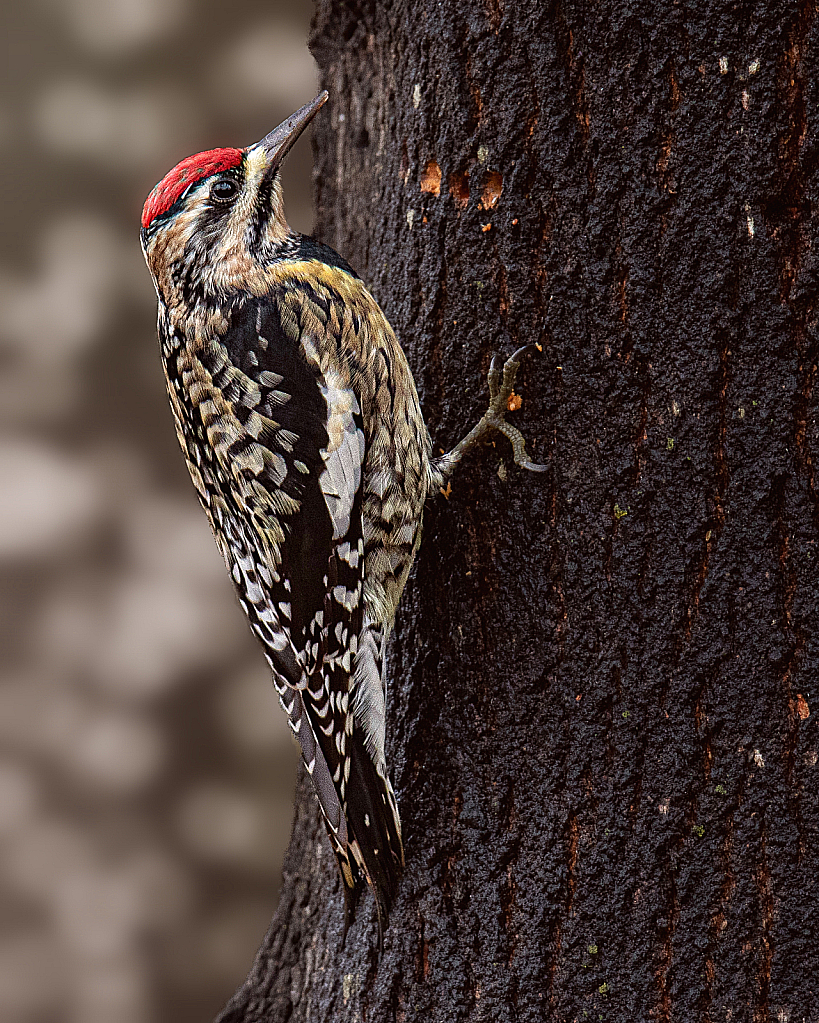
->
[211,178,239,202]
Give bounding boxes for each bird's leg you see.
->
[433,345,548,484]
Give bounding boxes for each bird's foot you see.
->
[434,346,548,481]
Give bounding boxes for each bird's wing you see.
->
[204,289,401,914]
[208,291,362,737]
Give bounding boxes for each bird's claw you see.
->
[486,347,548,472]
[433,345,548,481]
[487,354,503,403]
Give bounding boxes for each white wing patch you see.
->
[351,616,387,773]
[317,372,365,539]
[315,371,387,773]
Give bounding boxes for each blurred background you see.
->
[0,1,317,1020]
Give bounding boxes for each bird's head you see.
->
[141,92,328,312]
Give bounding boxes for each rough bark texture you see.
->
[217,2,819,1020]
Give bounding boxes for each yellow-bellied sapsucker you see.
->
[140,92,545,942]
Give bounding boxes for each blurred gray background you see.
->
[0,1,317,1020]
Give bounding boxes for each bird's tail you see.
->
[282,680,403,947]
[342,724,404,949]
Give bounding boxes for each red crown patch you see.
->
[141,148,244,229]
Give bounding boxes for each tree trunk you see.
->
[216,1,819,1020]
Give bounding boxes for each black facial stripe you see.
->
[246,174,276,252]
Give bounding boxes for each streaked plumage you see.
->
[141,92,544,945]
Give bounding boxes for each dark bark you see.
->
[217,1,819,1020]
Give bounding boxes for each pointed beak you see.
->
[249,91,329,177]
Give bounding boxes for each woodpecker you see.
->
[141,91,545,944]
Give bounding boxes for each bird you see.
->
[140,91,546,946]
